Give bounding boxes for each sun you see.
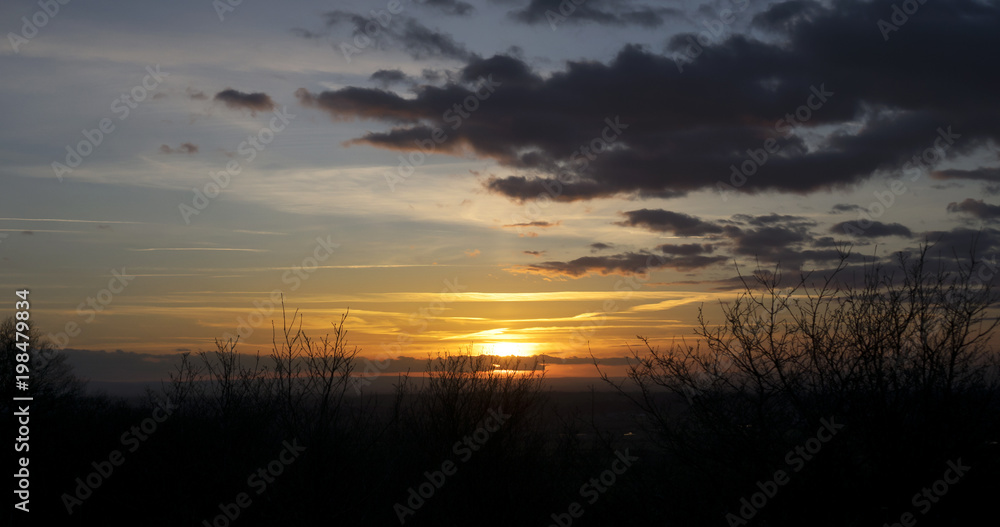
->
[488,341,533,357]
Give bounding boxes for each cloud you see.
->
[465,248,481,257]
[590,242,613,252]
[418,0,475,16]
[317,0,1000,202]
[512,209,863,279]
[510,251,727,278]
[186,88,208,100]
[904,227,1000,274]
[509,0,676,28]
[321,12,475,61]
[946,198,1000,221]
[657,243,715,256]
[933,167,1000,183]
[295,86,428,123]
[523,250,545,257]
[830,203,863,214]
[370,69,410,88]
[723,214,853,268]
[503,221,559,228]
[214,89,276,115]
[159,142,199,155]
[830,221,912,238]
[615,209,723,236]
[730,213,815,228]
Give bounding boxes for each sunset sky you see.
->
[2,0,998,382]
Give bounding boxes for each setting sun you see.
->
[485,340,535,357]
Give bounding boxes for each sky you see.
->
[2,0,999,383]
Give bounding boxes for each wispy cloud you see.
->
[126,248,271,252]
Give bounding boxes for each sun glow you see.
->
[487,341,536,357]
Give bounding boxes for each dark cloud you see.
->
[830,221,912,238]
[509,0,676,28]
[295,87,426,122]
[418,0,474,16]
[721,214,854,269]
[370,69,410,88]
[751,0,825,33]
[214,89,276,115]
[831,203,863,213]
[460,54,543,89]
[159,142,199,155]
[590,242,613,252]
[515,209,865,278]
[322,12,475,61]
[393,17,475,60]
[933,167,1000,183]
[904,227,1000,274]
[510,206,876,278]
[615,209,723,236]
[317,0,999,202]
[730,213,815,228]
[728,225,807,255]
[523,250,545,257]
[511,251,727,278]
[504,221,558,228]
[422,68,444,83]
[657,243,715,256]
[947,199,1000,221]
[813,236,841,248]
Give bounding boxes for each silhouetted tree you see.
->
[1,316,85,412]
[598,244,1000,526]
